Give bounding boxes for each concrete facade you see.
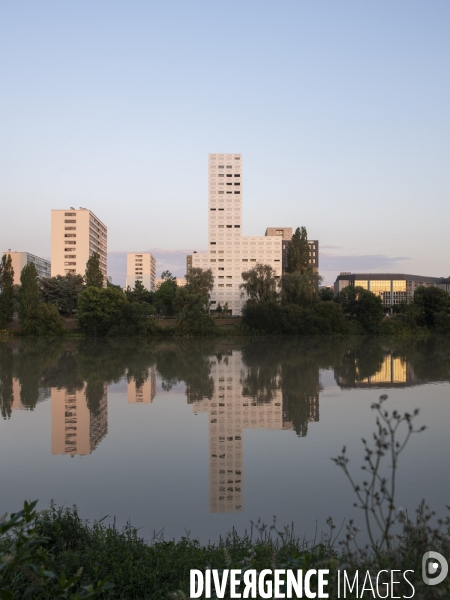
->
[191,154,283,314]
[3,251,51,285]
[51,208,107,283]
[126,253,156,291]
[155,277,186,288]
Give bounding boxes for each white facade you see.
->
[126,253,156,291]
[155,277,186,288]
[2,251,51,285]
[191,154,282,314]
[51,208,107,283]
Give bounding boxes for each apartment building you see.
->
[190,154,283,314]
[265,228,319,273]
[51,208,107,283]
[334,272,450,308]
[126,253,156,291]
[2,251,51,285]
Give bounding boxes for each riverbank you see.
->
[1,500,449,599]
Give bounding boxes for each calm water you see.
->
[1,337,449,542]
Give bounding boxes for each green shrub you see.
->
[20,303,65,337]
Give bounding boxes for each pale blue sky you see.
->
[1,1,449,284]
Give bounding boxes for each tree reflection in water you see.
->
[1,335,450,449]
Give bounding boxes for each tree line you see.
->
[1,225,449,336]
[0,252,218,337]
[239,226,450,335]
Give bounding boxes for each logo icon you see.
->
[422,551,448,586]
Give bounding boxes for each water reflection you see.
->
[51,384,108,456]
[1,337,450,514]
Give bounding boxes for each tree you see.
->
[20,303,65,337]
[125,280,154,304]
[413,286,450,329]
[40,273,84,316]
[185,268,214,297]
[281,271,320,307]
[216,302,223,314]
[174,287,216,334]
[77,287,126,335]
[319,287,335,301]
[240,264,279,304]
[154,279,177,315]
[84,252,104,288]
[286,226,311,274]
[336,285,384,333]
[0,254,15,328]
[18,263,40,323]
[161,270,175,281]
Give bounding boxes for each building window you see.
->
[210,242,216,245]
[218,284,224,288]
[234,191,240,194]
[234,225,240,228]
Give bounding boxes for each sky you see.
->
[1,1,449,286]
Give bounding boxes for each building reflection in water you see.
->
[127,368,156,404]
[336,354,418,388]
[191,350,318,513]
[51,385,108,457]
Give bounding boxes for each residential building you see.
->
[126,253,156,291]
[155,277,186,288]
[51,208,107,284]
[265,228,319,273]
[2,251,51,285]
[334,273,450,308]
[51,384,108,456]
[190,154,284,314]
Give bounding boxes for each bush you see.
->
[242,301,347,335]
[20,303,65,337]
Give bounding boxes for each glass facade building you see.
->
[334,273,450,308]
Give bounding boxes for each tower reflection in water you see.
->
[192,350,319,513]
[127,368,156,404]
[51,385,108,456]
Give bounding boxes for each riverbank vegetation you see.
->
[1,398,449,598]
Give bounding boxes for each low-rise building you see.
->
[155,277,186,288]
[2,250,51,285]
[126,253,156,291]
[334,273,450,308]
